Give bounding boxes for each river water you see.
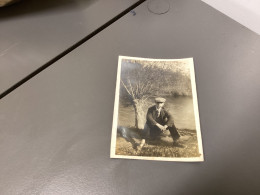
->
[164,97,196,130]
[118,96,197,130]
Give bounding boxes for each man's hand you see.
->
[156,123,167,131]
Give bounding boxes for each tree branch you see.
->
[121,79,132,98]
[127,78,136,99]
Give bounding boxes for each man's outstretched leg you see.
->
[168,124,185,148]
[138,124,150,150]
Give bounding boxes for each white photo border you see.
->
[110,56,204,162]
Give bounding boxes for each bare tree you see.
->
[120,60,191,129]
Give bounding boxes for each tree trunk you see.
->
[133,99,145,130]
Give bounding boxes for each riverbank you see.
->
[116,127,200,158]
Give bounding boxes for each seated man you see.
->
[140,97,185,148]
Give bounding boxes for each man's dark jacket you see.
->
[146,105,174,127]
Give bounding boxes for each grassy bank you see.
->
[116,127,200,158]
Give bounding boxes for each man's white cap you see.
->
[155,97,166,103]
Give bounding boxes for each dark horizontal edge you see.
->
[0,0,146,99]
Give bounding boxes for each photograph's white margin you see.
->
[110,56,123,156]
[110,56,204,162]
[189,58,204,161]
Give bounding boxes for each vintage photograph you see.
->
[111,56,203,161]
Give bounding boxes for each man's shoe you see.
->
[140,139,146,147]
[137,139,146,151]
[173,142,186,148]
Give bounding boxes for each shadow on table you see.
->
[0,0,97,20]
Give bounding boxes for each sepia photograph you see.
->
[111,56,204,162]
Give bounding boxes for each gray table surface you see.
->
[0,0,140,95]
[1,0,260,194]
